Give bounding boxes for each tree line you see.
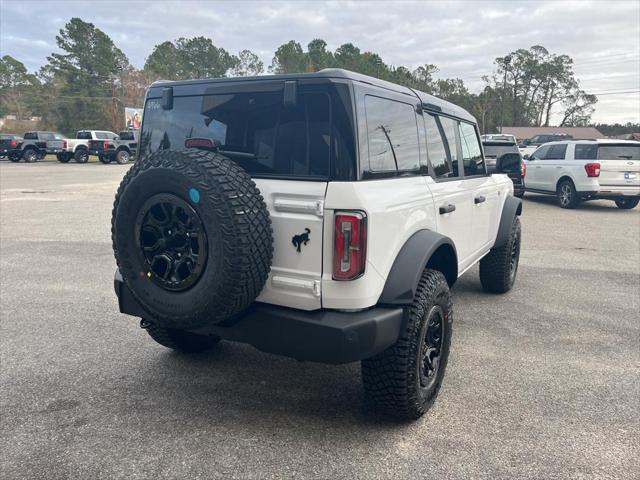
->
[0,17,635,136]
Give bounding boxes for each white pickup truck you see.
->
[57,130,118,163]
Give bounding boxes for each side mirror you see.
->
[496,153,521,173]
[523,154,531,160]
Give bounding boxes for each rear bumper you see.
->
[594,185,640,198]
[114,270,403,364]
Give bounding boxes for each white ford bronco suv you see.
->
[111,69,522,420]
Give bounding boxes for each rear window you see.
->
[597,144,640,160]
[483,142,519,157]
[119,131,135,140]
[140,88,355,179]
[77,131,92,140]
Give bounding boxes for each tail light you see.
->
[584,162,600,177]
[520,161,526,177]
[103,141,110,151]
[9,139,17,149]
[333,211,367,281]
[62,140,67,149]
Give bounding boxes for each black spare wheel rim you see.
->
[420,305,444,390]
[135,193,208,292]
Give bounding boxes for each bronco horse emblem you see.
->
[292,228,311,252]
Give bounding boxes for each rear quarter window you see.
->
[364,95,420,172]
[23,132,37,140]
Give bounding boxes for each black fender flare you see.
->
[378,230,457,305]
[494,195,522,248]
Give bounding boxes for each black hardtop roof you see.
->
[149,68,476,123]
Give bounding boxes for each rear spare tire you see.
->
[111,149,273,329]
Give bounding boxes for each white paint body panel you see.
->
[253,173,512,311]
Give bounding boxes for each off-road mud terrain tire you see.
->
[112,149,273,330]
[362,269,453,420]
[479,216,521,293]
[143,320,220,353]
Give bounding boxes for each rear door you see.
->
[596,143,640,188]
[423,113,475,269]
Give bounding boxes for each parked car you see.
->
[482,137,525,197]
[5,131,65,162]
[519,133,573,157]
[57,130,118,163]
[0,134,23,160]
[110,69,523,420]
[524,139,640,209]
[89,130,138,164]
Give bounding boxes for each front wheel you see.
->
[98,154,111,164]
[615,197,639,209]
[362,269,453,420]
[57,153,71,163]
[8,154,20,162]
[479,216,521,293]
[142,320,220,353]
[22,149,38,162]
[557,180,579,209]
[115,149,130,164]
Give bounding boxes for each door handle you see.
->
[535,165,541,168]
[439,204,456,214]
[474,195,486,204]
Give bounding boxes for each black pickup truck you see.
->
[89,130,138,164]
[0,134,23,161]
[3,131,66,162]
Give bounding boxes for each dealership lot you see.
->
[1,161,638,479]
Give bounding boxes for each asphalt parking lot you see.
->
[1,160,639,479]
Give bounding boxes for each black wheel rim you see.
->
[420,306,444,389]
[509,227,521,280]
[135,193,208,292]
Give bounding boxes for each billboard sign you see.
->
[125,107,143,129]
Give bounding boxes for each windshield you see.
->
[598,144,640,160]
[483,143,519,157]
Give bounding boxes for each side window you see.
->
[575,144,597,160]
[546,144,567,160]
[531,145,549,160]
[459,122,485,176]
[439,116,459,168]
[364,95,420,172]
[95,132,107,140]
[424,114,459,179]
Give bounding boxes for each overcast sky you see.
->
[1,0,639,124]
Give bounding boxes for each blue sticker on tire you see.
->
[189,188,200,204]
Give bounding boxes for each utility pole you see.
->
[499,55,511,134]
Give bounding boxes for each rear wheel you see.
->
[98,154,111,164]
[615,197,639,209]
[22,149,38,162]
[142,319,220,353]
[57,153,71,163]
[557,179,579,209]
[74,149,89,163]
[362,269,452,420]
